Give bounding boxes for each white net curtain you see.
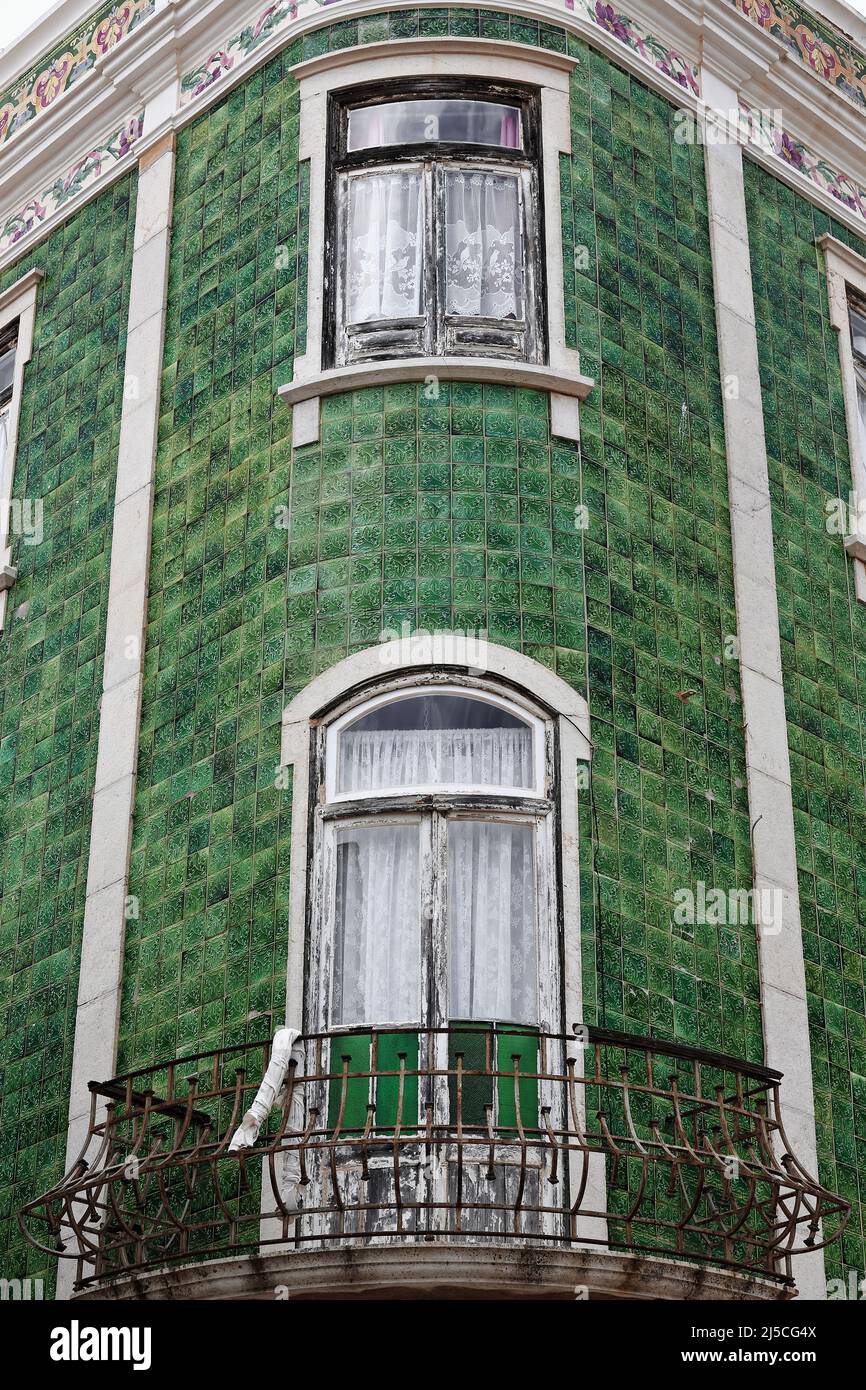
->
[346,170,424,324]
[445,170,523,320]
[338,692,534,793]
[856,370,866,473]
[344,168,523,325]
[448,820,537,1022]
[333,823,421,1026]
[339,724,533,793]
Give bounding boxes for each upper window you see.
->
[849,295,866,467]
[326,81,544,368]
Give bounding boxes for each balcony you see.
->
[20,1026,848,1300]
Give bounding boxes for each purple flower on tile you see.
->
[192,51,234,97]
[117,117,141,159]
[594,3,630,43]
[96,6,132,53]
[776,130,806,172]
[7,200,46,245]
[36,59,69,109]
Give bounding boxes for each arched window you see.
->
[310,678,558,1034]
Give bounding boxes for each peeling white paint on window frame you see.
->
[0,266,41,630]
[818,233,866,603]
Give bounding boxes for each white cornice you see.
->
[2,0,866,275]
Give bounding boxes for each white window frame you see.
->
[279,38,593,447]
[0,268,42,630]
[313,677,555,1034]
[818,234,866,603]
[325,681,547,802]
[280,640,591,1038]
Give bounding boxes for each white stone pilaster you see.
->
[702,94,825,1300]
[56,132,174,1300]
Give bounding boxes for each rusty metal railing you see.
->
[19,1026,848,1292]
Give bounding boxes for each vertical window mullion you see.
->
[429,162,442,357]
[429,809,449,1030]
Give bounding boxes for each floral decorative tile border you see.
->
[571,2,699,94]
[180,1,700,104]
[0,113,143,256]
[181,0,303,102]
[0,1,154,148]
[732,0,866,110]
[743,101,866,221]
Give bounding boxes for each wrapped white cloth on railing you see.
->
[228,1027,303,1152]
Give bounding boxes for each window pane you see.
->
[850,301,866,362]
[445,170,523,320]
[448,821,537,1023]
[348,99,522,152]
[338,693,535,794]
[346,171,423,324]
[0,407,8,482]
[0,343,16,403]
[856,373,866,476]
[333,824,421,1025]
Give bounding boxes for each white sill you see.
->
[0,564,16,593]
[278,357,595,446]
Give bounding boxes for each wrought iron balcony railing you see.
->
[20,1025,848,1293]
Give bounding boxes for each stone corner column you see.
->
[55,131,175,1300]
[701,77,825,1302]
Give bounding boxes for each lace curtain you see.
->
[448,821,537,1023]
[346,171,423,324]
[445,170,522,320]
[333,823,421,1026]
[338,726,534,793]
[856,370,866,479]
[0,408,8,482]
[332,818,538,1027]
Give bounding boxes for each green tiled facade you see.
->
[115,17,763,1104]
[117,50,305,1074]
[564,42,762,1061]
[0,177,137,1285]
[745,158,866,1286]
[2,0,863,1299]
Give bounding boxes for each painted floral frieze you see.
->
[732,0,866,109]
[0,114,143,255]
[573,1,700,93]
[182,0,699,105]
[0,0,154,148]
[181,1,301,102]
[743,102,866,221]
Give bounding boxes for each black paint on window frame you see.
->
[323,78,547,369]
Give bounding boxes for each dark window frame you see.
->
[0,320,19,410]
[849,293,866,371]
[324,77,547,369]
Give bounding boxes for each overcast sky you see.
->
[1,0,866,63]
